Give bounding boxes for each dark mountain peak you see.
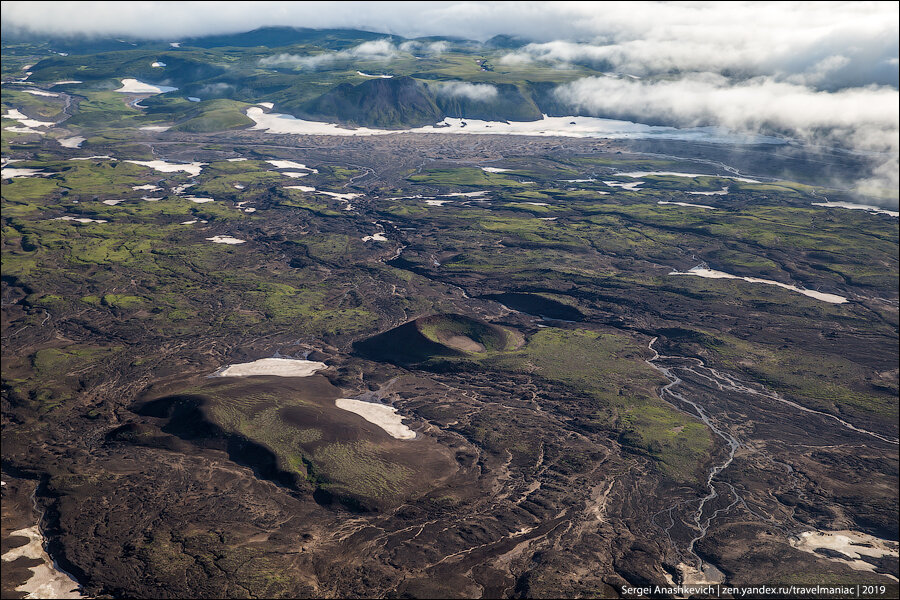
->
[184,26,393,50]
[484,34,531,49]
[300,75,443,129]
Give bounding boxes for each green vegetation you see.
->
[102,294,145,308]
[408,167,532,188]
[3,27,897,600]
[693,330,899,422]
[492,328,713,481]
[1,88,67,120]
[169,99,254,132]
[417,314,519,353]
[65,91,162,129]
[2,28,601,131]
[170,378,422,504]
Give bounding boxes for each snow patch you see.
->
[603,180,644,191]
[114,78,177,94]
[125,160,205,176]
[688,187,729,196]
[657,200,717,209]
[791,530,898,580]
[812,201,898,218]
[23,88,59,97]
[443,190,489,197]
[317,191,361,201]
[212,357,326,377]
[4,126,45,134]
[2,167,46,178]
[670,266,848,304]
[0,526,85,598]
[616,171,758,183]
[267,160,317,172]
[335,398,415,440]
[206,235,245,244]
[5,108,56,128]
[58,136,85,148]
[246,108,784,145]
[54,216,108,224]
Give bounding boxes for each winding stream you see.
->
[645,337,740,574]
[644,336,898,581]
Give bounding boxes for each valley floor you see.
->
[2,130,898,598]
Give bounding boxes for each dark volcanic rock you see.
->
[298,76,443,128]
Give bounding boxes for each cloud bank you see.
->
[500,21,898,90]
[399,40,448,56]
[556,75,898,153]
[260,39,398,69]
[3,1,896,201]
[555,74,899,199]
[259,38,448,69]
[435,81,498,101]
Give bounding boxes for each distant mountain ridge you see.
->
[293,77,553,128]
[4,26,591,129]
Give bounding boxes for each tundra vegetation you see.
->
[2,26,898,599]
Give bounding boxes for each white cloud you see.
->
[260,38,398,68]
[197,82,233,95]
[500,40,613,68]
[555,75,900,199]
[1,2,893,51]
[260,38,450,69]
[3,1,896,200]
[5,3,896,89]
[436,81,497,101]
[501,28,897,89]
[399,40,449,55]
[351,39,398,59]
[555,75,899,151]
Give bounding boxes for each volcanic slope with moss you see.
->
[2,120,898,598]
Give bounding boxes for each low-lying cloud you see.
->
[399,40,449,56]
[4,1,896,201]
[260,39,398,69]
[435,81,497,101]
[501,33,898,90]
[556,74,900,200]
[556,75,898,150]
[258,38,449,69]
[196,82,233,96]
